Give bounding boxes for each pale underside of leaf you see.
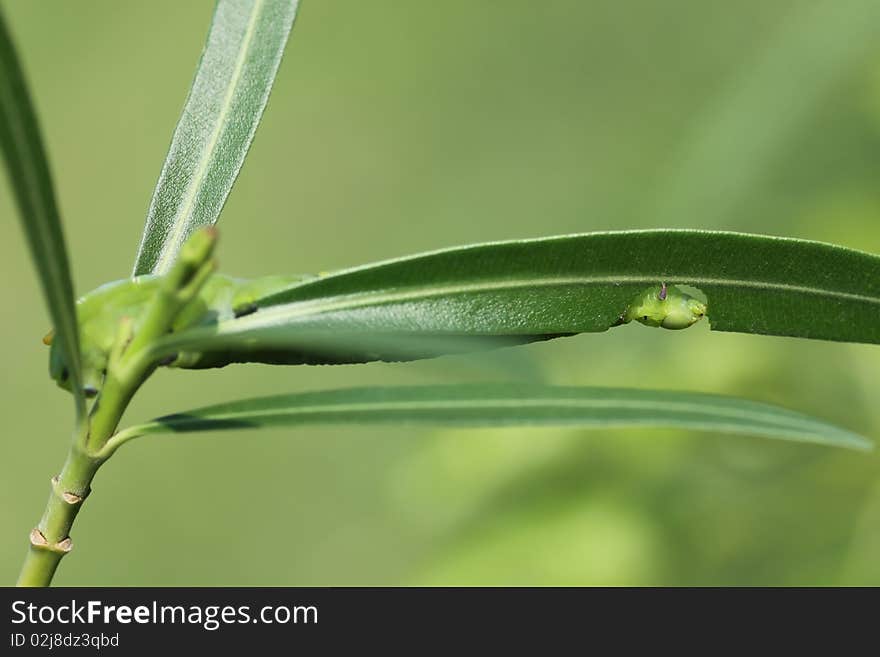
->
[133,0,300,276]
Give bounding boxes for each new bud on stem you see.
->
[164,226,219,293]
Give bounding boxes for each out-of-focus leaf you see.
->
[0,9,84,415]
[410,496,662,586]
[104,384,872,455]
[133,0,300,276]
[151,230,880,370]
[649,0,880,228]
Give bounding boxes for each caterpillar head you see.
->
[43,329,100,397]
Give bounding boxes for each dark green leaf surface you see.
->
[133,0,299,276]
[107,384,872,453]
[0,9,84,414]
[157,230,880,368]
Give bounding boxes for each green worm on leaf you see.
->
[619,282,708,330]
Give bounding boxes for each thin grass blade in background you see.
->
[133,0,300,276]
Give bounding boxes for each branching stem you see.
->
[16,228,218,587]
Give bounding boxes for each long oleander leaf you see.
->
[153,230,880,369]
[105,385,872,454]
[0,9,84,415]
[133,0,299,276]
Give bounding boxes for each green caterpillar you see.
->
[620,283,707,330]
[45,274,312,396]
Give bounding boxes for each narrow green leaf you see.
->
[0,9,84,415]
[133,0,300,276]
[154,230,880,369]
[106,384,872,454]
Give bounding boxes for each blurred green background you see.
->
[2,0,880,585]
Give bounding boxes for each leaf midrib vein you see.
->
[154,0,264,274]
[233,274,880,331]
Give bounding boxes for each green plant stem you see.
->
[16,440,101,586]
[16,362,143,586]
[17,353,151,586]
[16,228,218,587]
